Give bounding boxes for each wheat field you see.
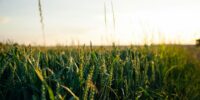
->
[0,43,200,100]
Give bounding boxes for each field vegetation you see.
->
[1,0,200,99]
[0,43,200,100]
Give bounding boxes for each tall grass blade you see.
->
[60,85,79,100]
[104,1,107,33]
[111,0,116,32]
[38,0,46,46]
[34,67,55,100]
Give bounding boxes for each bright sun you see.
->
[100,1,200,45]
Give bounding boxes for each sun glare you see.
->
[102,3,200,45]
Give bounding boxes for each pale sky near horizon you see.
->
[0,0,200,45]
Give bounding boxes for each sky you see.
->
[0,0,200,45]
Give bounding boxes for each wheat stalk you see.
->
[104,1,107,33]
[111,0,116,32]
[38,0,46,46]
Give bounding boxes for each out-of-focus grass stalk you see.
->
[38,0,46,46]
[111,0,116,32]
[104,1,107,33]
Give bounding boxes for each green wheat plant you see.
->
[0,43,199,99]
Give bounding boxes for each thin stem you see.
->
[104,1,107,33]
[111,0,116,32]
[38,0,46,46]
